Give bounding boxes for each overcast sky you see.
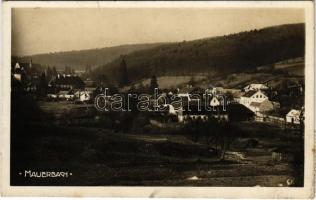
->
[12,7,304,56]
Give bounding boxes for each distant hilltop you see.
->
[91,23,305,84]
[14,43,165,71]
[14,23,305,84]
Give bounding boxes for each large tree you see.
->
[98,74,109,87]
[38,72,48,97]
[188,76,196,87]
[46,66,53,80]
[52,66,58,77]
[119,58,129,87]
[149,74,158,94]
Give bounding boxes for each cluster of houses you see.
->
[237,84,303,125]
[238,84,280,114]
[158,82,303,126]
[46,74,93,103]
[12,60,304,126]
[12,61,42,93]
[12,61,95,103]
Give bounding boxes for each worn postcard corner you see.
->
[0,1,315,198]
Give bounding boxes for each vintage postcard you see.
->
[0,1,314,198]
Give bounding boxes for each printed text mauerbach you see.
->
[20,170,72,178]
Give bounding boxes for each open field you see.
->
[131,75,207,89]
[123,70,303,91]
[274,61,304,76]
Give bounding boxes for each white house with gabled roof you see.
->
[240,90,268,106]
[239,90,271,113]
[13,62,22,81]
[286,109,301,124]
[209,96,220,107]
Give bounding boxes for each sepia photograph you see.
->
[1,1,314,198]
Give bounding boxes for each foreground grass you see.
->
[11,121,303,186]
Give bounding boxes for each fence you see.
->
[254,113,300,129]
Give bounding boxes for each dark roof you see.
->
[243,90,257,97]
[226,104,254,116]
[53,76,85,87]
[14,68,22,74]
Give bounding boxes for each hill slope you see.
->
[92,23,305,84]
[17,43,164,71]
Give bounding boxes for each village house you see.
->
[49,74,85,90]
[239,90,268,107]
[13,62,22,81]
[13,61,37,81]
[249,100,280,113]
[211,87,224,94]
[13,60,40,76]
[174,98,229,123]
[238,89,281,114]
[179,106,209,122]
[74,90,91,102]
[286,109,301,124]
[243,83,268,92]
[210,87,241,96]
[168,101,254,123]
[210,96,220,107]
[57,90,75,100]
[12,61,44,94]
[205,86,241,94]
[47,93,58,100]
[47,90,74,101]
[65,93,75,101]
[205,87,242,103]
[58,90,69,99]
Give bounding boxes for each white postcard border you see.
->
[0,1,314,198]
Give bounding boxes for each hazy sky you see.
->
[12,8,304,56]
